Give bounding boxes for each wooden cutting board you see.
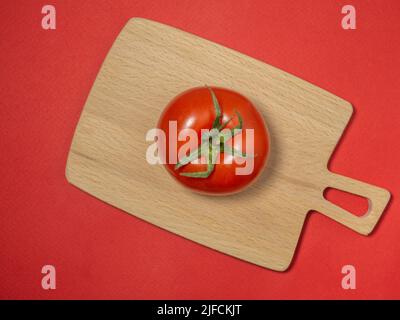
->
[66,18,391,271]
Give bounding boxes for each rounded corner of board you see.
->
[125,17,154,30]
[127,16,146,24]
[64,161,74,185]
[334,98,353,120]
[64,149,78,186]
[344,101,354,115]
[272,262,291,272]
[380,187,392,210]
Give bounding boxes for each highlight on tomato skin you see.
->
[157,86,270,195]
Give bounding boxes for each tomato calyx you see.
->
[174,86,255,179]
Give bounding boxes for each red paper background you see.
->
[1,0,399,299]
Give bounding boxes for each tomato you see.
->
[157,86,270,195]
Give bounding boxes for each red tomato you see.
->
[157,86,270,195]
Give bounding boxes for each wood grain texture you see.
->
[66,18,391,271]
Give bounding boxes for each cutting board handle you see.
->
[315,172,391,235]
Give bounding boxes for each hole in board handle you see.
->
[323,187,369,217]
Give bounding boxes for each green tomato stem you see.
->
[175,86,253,178]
